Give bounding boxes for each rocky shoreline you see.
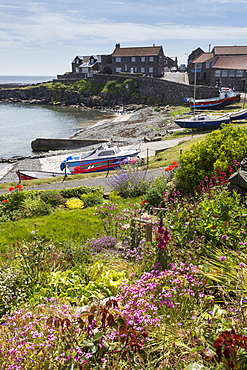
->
[0,104,181,184]
[70,105,180,145]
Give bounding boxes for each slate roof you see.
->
[112,46,163,57]
[212,55,247,70]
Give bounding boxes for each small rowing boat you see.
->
[16,170,65,181]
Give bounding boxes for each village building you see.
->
[188,46,247,91]
[111,43,165,77]
[70,43,165,79]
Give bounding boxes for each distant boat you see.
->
[16,170,65,181]
[174,113,231,130]
[186,88,241,110]
[229,108,247,121]
[60,143,140,174]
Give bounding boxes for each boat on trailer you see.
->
[186,88,241,110]
[174,113,231,130]
[60,143,140,174]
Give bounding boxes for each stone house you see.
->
[71,54,112,77]
[111,43,165,77]
[188,46,247,91]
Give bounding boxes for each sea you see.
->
[0,76,115,159]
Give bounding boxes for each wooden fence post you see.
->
[146,222,152,242]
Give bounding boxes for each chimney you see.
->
[115,43,120,48]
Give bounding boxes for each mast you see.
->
[193,54,197,111]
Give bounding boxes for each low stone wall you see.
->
[31,138,107,151]
[0,75,219,107]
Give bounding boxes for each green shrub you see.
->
[143,174,168,208]
[39,190,66,206]
[80,192,103,207]
[175,125,247,193]
[60,185,103,199]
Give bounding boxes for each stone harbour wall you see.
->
[0,75,219,107]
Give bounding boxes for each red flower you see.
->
[2,199,8,203]
[15,184,24,190]
[141,200,148,205]
[8,187,15,191]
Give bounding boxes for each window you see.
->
[237,70,243,77]
[131,57,136,62]
[205,62,211,68]
[141,67,145,73]
[222,70,228,77]
[82,68,88,73]
[149,56,154,62]
[215,70,221,77]
[124,64,128,71]
[141,57,146,62]
[98,150,115,156]
[149,67,153,73]
[229,70,235,77]
[116,67,121,73]
[116,57,121,62]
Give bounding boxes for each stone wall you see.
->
[0,75,219,107]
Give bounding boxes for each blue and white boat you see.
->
[230,108,247,121]
[60,143,140,174]
[174,113,230,130]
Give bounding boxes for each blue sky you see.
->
[1,0,247,76]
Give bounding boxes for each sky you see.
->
[1,0,247,76]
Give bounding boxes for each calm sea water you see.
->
[0,76,114,158]
[0,76,55,85]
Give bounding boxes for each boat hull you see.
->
[16,170,65,181]
[189,94,241,110]
[70,156,138,174]
[230,109,247,121]
[174,115,230,129]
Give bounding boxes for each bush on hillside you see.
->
[175,125,247,193]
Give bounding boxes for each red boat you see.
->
[186,88,241,110]
[16,170,65,181]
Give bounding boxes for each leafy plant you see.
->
[80,192,103,207]
[106,165,152,198]
[175,125,247,193]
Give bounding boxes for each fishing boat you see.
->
[186,88,241,110]
[229,108,247,121]
[60,143,140,174]
[174,113,231,130]
[16,170,65,181]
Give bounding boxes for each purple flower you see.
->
[239,263,246,268]
[220,256,226,261]
[221,235,228,241]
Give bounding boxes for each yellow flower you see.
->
[65,198,84,209]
